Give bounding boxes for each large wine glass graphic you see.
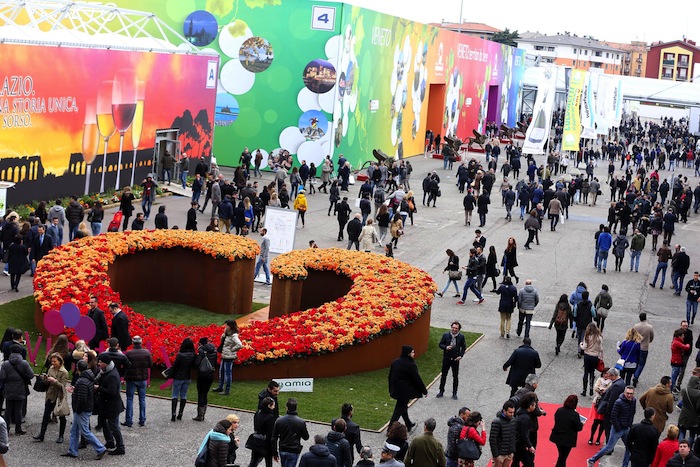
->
[112,69,137,190]
[129,80,145,187]
[81,101,100,195]
[96,80,116,193]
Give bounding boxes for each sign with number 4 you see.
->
[311,5,335,31]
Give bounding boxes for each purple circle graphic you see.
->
[43,310,65,335]
[60,303,81,328]
[75,316,96,341]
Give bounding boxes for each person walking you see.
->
[549,394,584,467]
[33,352,70,443]
[123,336,152,427]
[686,272,700,324]
[523,210,539,250]
[588,368,611,446]
[0,344,33,435]
[629,229,646,272]
[489,400,516,467]
[496,276,518,339]
[108,302,131,352]
[593,285,613,332]
[170,338,196,422]
[192,337,217,422]
[580,323,603,397]
[574,290,596,355]
[388,213,403,250]
[95,354,125,455]
[436,321,466,400]
[254,228,271,285]
[482,245,500,292]
[503,338,541,397]
[633,312,655,387]
[549,294,572,356]
[271,398,310,467]
[456,249,485,305]
[596,226,613,273]
[672,246,691,296]
[388,345,427,429]
[612,229,630,272]
[213,320,243,396]
[617,327,642,385]
[436,250,460,298]
[640,376,675,434]
[587,385,637,465]
[671,329,692,392]
[516,280,539,339]
[403,418,446,467]
[624,407,661,467]
[652,425,680,467]
[650,241,672,289]
[502,237,519,283]
[61,360,107,459]
[7,235,28,292]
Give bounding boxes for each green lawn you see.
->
[130,301,268,326]
[146,327,481,430]
[0,297,482,430]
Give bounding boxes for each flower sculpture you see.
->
[34,233,435,368]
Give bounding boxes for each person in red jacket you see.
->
[671,330,691,391]
[458,412,487,467]
[652,424,679,467]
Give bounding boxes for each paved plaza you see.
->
[3,150,699,466]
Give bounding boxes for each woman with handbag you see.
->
[389,213,403,249]
[482,245,500,292]
[436,249,460,298]
[193,337,218,422]
[549,395,584,467]
[617,328,642,385]
[247,397,276,467]
[580,323,603,397]
[213,321,243,396]
[457,412,486,466]
[33,352,70,443]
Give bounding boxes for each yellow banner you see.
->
[562,69,586,151]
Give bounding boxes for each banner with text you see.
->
[522,66,557,154]
[595,74,615,135]
[580,73,597,139]
[562,69,586,152]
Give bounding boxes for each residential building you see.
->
[645,38,700,82]
[604,41,648,78]
[516,32,623,74]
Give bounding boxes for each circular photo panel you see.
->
[183,10,218,47]
[302,59,336,94]
[215,93,239,126]
[268,148,293,172]
[239,37,274,73]
[298,110,328,142]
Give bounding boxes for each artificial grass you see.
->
[146,327,481,430]
[0,298,482,430]
[130,301,268,327]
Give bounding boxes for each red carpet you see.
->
[486,401,605,466]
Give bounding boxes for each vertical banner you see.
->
[595,74,615,135]
[562,69,586,152]
[612,78,624,128]
[580,73,597,139]
[523,66,557,154]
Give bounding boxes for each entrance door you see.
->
[426,84,446,151]
[487,85,500,127]
[153,130,180,183]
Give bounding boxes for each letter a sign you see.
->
[206,60,218,89]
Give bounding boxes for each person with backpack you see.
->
[325,418,352,467]
[549,294,572,356]
[193,337,217,422]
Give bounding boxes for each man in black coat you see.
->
[299,434,336,467]
[96,354,125,455]
[336,197,351,241]
[669,440,700,466]
[502,338,541,396]
[87,296,109,350]
[437,321,467,399]
[62,360,106,459]
[331,403,362,463]
[346,214,362,251]
[388,345,427,430]
[624,407,660,467]
[108,303,131,351]
[595,368,626,443]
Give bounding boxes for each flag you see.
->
[562,69,586,151]
[523,66,558,155]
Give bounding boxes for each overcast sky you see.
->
[340,0,691,45]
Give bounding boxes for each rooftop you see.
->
[518,32,624,52]
[431,21,501,33]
